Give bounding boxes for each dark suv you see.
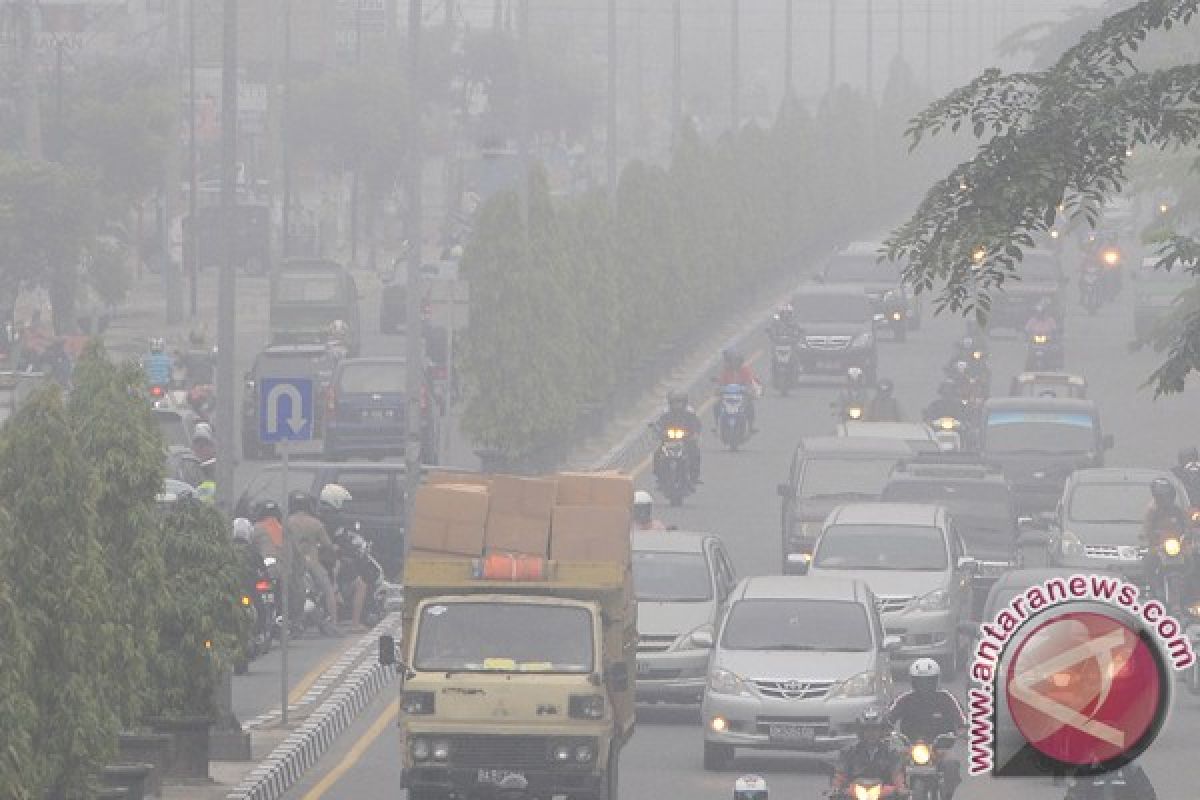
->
[989,248,1065,331]
[789,286,879,382]
[241,344,340,460]
[819,241,919,340]
[323,357,440,463]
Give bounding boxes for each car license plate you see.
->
[768,723,816,742]
[477,769,527,787]
[258,592,274,604]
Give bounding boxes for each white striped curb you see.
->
[224,613,402,800]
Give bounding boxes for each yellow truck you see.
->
[380,557,636,800]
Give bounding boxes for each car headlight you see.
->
[410,737,431,761]
[708,668,750,696]
[911,742,932,765]
[830,670,878,698]
[675,625,714,652]
[847,406,864,420]
[916,588,950,611]
[1061,530,1086,557]
[851,332,874,348]
[1163,537,1183,557]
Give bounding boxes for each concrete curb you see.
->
[224,613,402,800]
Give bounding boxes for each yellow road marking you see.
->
[301,698,399,799]
[630,349,764,478]
[288,645,348,705]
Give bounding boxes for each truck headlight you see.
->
[401,690,435,715]
[410,737,431,761]
[917,588,950,611]
[708,668,750,696]
[574,743,595,763]
[851,332,874,349]
[431,739,450,761]
[1061,530,1086,557]
[569,694,606,719]
[830,670,878,698]
[552,743,573,763]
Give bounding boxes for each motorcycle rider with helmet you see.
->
[713,350,760,433]
[868,378,903,422]
[1173,447,1200,507]
[287,490,340,633]
[887,659,966,799]
[732,775,768,800]
[1142,478,1192,603]
[652,390,703,485]
[830,705,906,798]
[191,422,216,464]
[317,483,372,632]
[631,490,666,532]
[1024,299,1059,339]
[924,379,971,426]
[835,367,871,419]
[251,500,285,560]
[766,304,803,343]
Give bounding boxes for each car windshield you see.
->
[274,272,343,304]
[791,293,872,323]
[813,524,948,571]
[338,363,405,394]
[258,351,331,375]
[824,254,901,283]
[1020,254,1060,283]
[882,481,1011,528]
[633,551,713,602]
[413,602,593,674]
[1068,482,1155,524]
[984,411,1096,454]
[720,599,871,651]
[799,457,898,500]
[154,412,191,449]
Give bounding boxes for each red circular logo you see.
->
[1005,611,1165,769]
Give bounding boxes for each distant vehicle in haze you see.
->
[269,259,361,356]
[788,286,878,383]
[818,241,920,340]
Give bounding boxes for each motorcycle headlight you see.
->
[1102,249,1120,266]
[854,784,883,800]
[1033,334,1048,344]
[1050,229,1060,239]
[708,668,750,696]
[666,427,687,440]
[911,742,932,765]
[1061,530,1086,557]
[917,588,950,611]
[1164,537,1183,557]
[847,406,864,420]
[934,417,960,431]
[830,670,878,698]
[851,332,874,349]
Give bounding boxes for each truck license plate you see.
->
[477,769,527,787]
[768,723,816,742]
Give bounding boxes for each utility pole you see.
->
[925,0,933,90]
[897,0,905,61]
[16,0,43,160]
[404,0,424,534]
[827,0,837,91]
[730,0,739,133]
[671,0,681,144]
[215,0,238,516]
[784,0,794,101]
[188,0,199,316]
[282,0,292,258]
[865,0,874,99]
[517,0,529,224]
[54,40,64,154]
[163,0,184,324]
[606,0,617,196]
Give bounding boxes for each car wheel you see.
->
[702,741,734,772]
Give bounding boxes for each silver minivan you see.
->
[633,531,737,704]
[701,575,897,770]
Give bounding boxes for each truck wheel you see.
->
[702,741,734,771]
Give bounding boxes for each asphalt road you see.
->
[279,264,1199,799]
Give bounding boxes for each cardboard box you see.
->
[488,475,558,519]
[555,471,634,508]
[550,505,632,566]
[484,512,551,557]
[409,484,489,557]
[426,471,492,490]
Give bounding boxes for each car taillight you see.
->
[255,580,273,592]
[150,386,164,397]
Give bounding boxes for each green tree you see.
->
[68,341,168,728]
[0,388,118,798]
[151,498,246,718]
[885,0,1200,392]
[0,546,36,798]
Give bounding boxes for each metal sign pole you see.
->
[280,438,290,726]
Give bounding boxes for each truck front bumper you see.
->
[404,765,603,799]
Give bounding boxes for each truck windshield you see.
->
[414,602,594,674]
[721,599,871,651]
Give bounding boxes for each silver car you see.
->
[701,575,898,770]
[808,503,975,675]
[633,531,736,704]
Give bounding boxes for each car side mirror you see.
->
[379,634,397,666]
[606,662,630,692]
[1102,433,1114,450]
[956,556,979,572]
[689,630,714,649]
[882,635,903,653]
[785,552,811,574]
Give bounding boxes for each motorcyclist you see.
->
[923,378,971,426]
[631,490,666,532]
[868,378,903,422]
[287,490,340,634]
[766,304,802,343]
[887,659,965,799]
[830,705,905,798]
[143,337,173,389]
[1172,447,1200,507]
[1024,299,1059,339]
[836,367,871,419]
[191,422,216,463]
[327,319,351,359]
[317,483,370,631]
[713,350,760,433]
[652,390,703,485]
[232,518,264,587]
[732,775,768,800]
[1142,478,1192,603]
[251,500,285,560]
[181,329,215,386]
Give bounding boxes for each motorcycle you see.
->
[654,425,696,506]
[770,338,799,396]
[717,384,751,451]
[248,556,280,657]
[1080,265,1103,315]
[1025,332,1063,371]
[929,416,964,452]
[898,733,956,800]
[833,389,871,423]
[880,291,908,342]
[1152,530,1192,616]
[332,523,388,629]
[829,780,906,800]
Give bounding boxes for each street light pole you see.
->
[282,0,292,258]
[827,0,837,91]
[215,0,238,516]
[517,0,529,225]
[188,0,198,316]
[730,0,739,133]
[164,0,183,324]
[865,0,874,99]
[606,0,617,197]
[784,0,794,101]
[671,0,681,145]
[404,0,424,535]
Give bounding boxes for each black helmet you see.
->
[1179,447,1199,467]
[253,499,282,522]
[876,378,894,396]
[288,490,314,515]
[1151,478,1176,504]
[667,390,688,410]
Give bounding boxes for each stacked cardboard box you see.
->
[407,471,635,566]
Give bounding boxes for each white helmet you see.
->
[734,775,768,800]
[192,422,213,441]
[633,490,653,507]
[319,483,353,511]
[232,517,253,543]
[910,657,941,692]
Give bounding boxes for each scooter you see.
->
[653,425,696,506]
[899,732,956,800]
[770,338,799,396]
[1025,332,1064,371]
[716,384,751,451]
